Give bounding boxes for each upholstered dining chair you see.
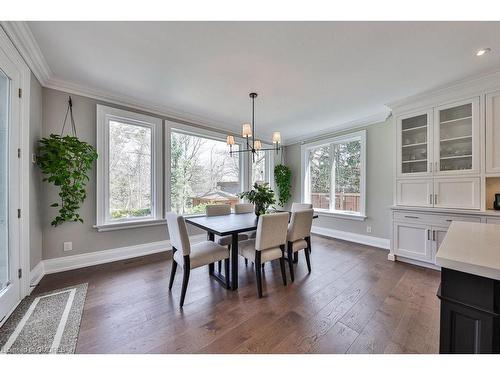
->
[238,212,289,298]
[166,212,230,307]
[234,203,254,214]
[206,204,248,272]
[291,202,313,211]
[286,208,314,282]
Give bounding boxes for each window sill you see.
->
[94,219,167,232]
[314,210,367,221]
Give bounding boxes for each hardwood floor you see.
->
[34,235,441,354]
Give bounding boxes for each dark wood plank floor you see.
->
[34,235,441,354]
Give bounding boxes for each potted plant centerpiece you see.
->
[239,183,276,216]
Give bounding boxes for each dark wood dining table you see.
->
[185,211,317,290]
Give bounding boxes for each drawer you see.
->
[394,211,481,227]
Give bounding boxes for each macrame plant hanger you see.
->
[60,96,77,137]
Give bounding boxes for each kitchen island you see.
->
[435,221,500,353]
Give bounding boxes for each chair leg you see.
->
[287,241,295,282]
[255,251,263,298]
[293,252,299,264]
[180,256,191,307]
[306,236,312,254]
[245,258,248,266]
[168,261,177,290]
[279,246,287,286]
[304,248,312,273]
[224,258,230,289]
[218,260,222,273]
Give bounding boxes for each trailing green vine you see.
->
[37,134,97,226]
[274,164,292,207]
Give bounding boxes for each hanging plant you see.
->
[37,97,98,226]
[274,164,292,207]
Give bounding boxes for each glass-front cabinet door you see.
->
[397,110,432,177]
[434,98,479,175]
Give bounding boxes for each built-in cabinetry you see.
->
[390,75,500,268]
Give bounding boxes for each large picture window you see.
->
[302,130,366,219]
[96,105,163,229]
[251,149,274,187]
[170,128,242,215]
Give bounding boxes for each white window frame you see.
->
[166,121,247,215]
[96,105,163,231]
[301,130,366,221]
[249,146,276,190]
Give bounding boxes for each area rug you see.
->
[0,283,87,354]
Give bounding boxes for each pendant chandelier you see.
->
[226,92,281,161]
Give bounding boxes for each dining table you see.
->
[185,211,318,290]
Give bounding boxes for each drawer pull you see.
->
[404,215,420,219]
[432,230,436,241]
[445,219,452,222]
[427,229,430,241]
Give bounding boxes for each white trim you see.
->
[312,225,390,250]
[93,219,167,232]
[314,210,367,221]
[0,22,51,85]
[29,261,45,292]
[391,254,440,271]
[388,67,500,114]
[0,25,31,300]
[96,104,163,228]
[301,129,366,218]
[285,110,390,146]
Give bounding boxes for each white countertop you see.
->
[436,222,500,280]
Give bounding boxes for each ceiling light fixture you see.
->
[476,48,491,56]
[227,92,281,161]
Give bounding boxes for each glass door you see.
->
[398,111,432,177]
[0,48,21,326]
[434,98,479,175]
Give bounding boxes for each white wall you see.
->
[284,118,393,241]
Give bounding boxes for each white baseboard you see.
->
[29,261,45,292]
[311,225,390,250]
[39,234,207,277]
[392,254,441,271]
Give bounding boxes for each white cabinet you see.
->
[396,179,433,207]
[433,177,481,209]
[393,222,433,261]
[395,97,481,210]
[397,111,433,178]
[434,98,480,175]
[431,226,448,260]
[486,90,500,174]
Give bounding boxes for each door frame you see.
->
[0,26,31,301]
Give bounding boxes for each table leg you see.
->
[208,232,215,275]
[231,233,239,290]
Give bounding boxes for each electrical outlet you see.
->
[63,241,73,252]
[366,226,372,233]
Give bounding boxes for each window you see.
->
[302,130,366,219]
[251,149,274,187]
[96,105,163,229]
[169,127,242,215]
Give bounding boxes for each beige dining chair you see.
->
[206,204,248,272]
[238,212,289,297]
[166,212,230,307]
[234,203,256,266]
[286,209,314,282]
[291,202,313,211]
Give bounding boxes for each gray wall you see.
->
[284,118,393,240]
[29,73,43,270]
[41,88,169,260]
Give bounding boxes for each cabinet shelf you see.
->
[440,116,472,125]
[440,135,472,143]
[402,125,427,132]
[402,142,427,148]
[402,159,427,163]
[440,155,472,160]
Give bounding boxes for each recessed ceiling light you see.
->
[476,48,491,56]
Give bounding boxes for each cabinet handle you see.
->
[434,194,438,204]
[404,215,419,219]
[429,194,432,205]
[435,161,438,171]
[432,230,436,241]
[427,229,430,241]
[445,219,452,222]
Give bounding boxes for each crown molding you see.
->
[283,109,391,146]
[0,21,51,85]
[44,76,277,140]
[387,67,500,114]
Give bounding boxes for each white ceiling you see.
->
[26,21,500,143]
